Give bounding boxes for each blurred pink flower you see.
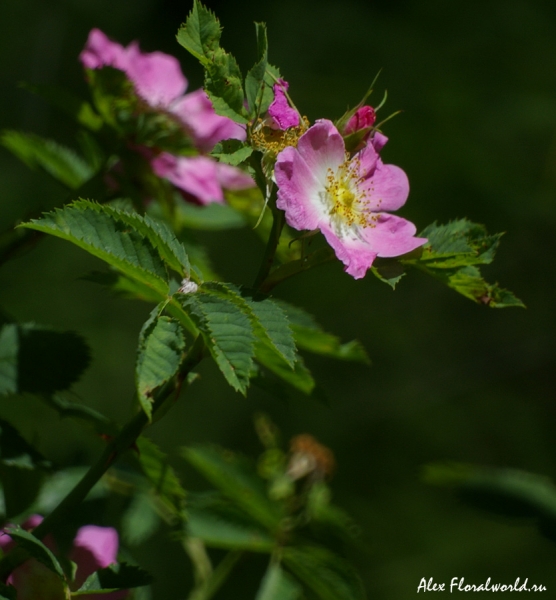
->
[0,515,127,599]
[274,119,426,279]
[268,78,300,130]
[80,29,254,204]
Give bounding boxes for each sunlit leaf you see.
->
[4,526,64,579]
[256,562,303,600]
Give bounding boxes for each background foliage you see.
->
[1,0,556,597]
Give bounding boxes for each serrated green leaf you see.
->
[276,302,370,364]
[260,64,282,115]
[180,289,255,394]
[19,201,170,296]
[4,526,65,579]
[183,445,283,531]
[255,344,315,395]
[245,23,268,115]
[1,130,93,189]
[100,206,190,277]
[136,436,186,518]
[188,503,274,551]
[256,562,303,600]
[176,0,222,63]
[0,323,91,396]
[205,50,247,124]
[370,258,405,289]
[75,562,153,593]
[211,139,254,166]
[283,546,366,600]
[136,312,185,419]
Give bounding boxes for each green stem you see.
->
[0,335,205,581]
[253,202,285,291]
[260,247,335,293]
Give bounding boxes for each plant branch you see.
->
[0,335,205,581]
[253,200,285,291]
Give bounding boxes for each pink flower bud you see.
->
[344,105,376,135]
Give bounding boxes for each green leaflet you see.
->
[20,201,181,296]
[282,546,366,600]
[75,563,153,594]
[423,462,556,542]
[136,309,185,420]
[276,301,370,364]
[180,287,255,395]
[177,0,248,124]
[136,436,187,518]
[403,219,524,307]
[183,445,283,532]
[0,323,91,396]
[1,130,93,189]
[256,562,303,600]
[4,526,65,579]
[245,23,268,116]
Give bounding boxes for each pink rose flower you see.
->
[274,119,426,279]
[80,29,254,204]
[0,515,127,599]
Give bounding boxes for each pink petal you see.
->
[125,42,187,107]
[70,525,119,586]
[361,213,427,258]
[359,160,409,212]
[171,89,246,151]
[216,163,255,190]
[320,222,378,279]
[268,79,300,130]
[371,131,388,152]
[275,145,323,231]
[152,153,225,204]
[295,119,346,187]
[79,29,129,71]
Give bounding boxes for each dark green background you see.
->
[2,0,556,597]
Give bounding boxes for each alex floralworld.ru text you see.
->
[417,577,547,593]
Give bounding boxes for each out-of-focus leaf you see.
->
[136,310,185,420]
[183,445,283,531]
[173,199,246,231]
[0,418,51,518]
[0,323,91,396]
[423,462,556,542]
[4,526,64,579]
[0,582,17,600]
[255,345,315,395]
[255,562,303,600]
[283,545,366,600]
[0,130,94,189]
[136,436,186,519]
[122,491,161,546]
[277,301,370,364]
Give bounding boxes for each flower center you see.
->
[251,116,310,156]
[325,157,374,229]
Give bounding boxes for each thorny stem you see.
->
[0,335,206,582]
